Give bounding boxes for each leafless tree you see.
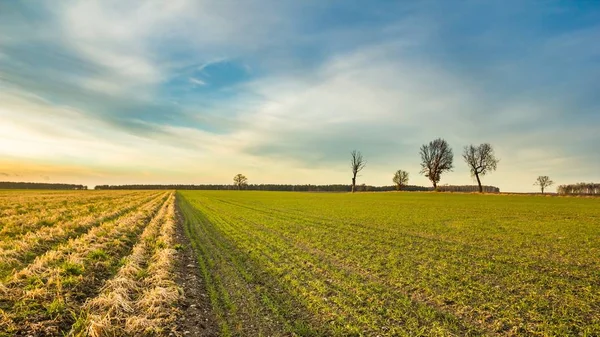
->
[462,143,499,193]
[534,176,553,194]
[233,173,248,190]
[350,150,366,193]
[392,170,409,191]
[420,138,453,189]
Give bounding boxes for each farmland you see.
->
[0,190,182,336]
[1,190,599,336]
[179,191,600,336]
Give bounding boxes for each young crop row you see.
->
[0,191,163,279]
[179,195,291,337]
[222,196,600,335]
[179,191,600,336]
[179,194,473,336]
[0,191,178,336]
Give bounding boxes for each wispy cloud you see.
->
[197,58,228,74]
[189,77,206,86]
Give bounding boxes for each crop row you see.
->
[0,190,142,238]
[179,194,289,336]
[219,196,600,334]
[0,191,162,279]
[179,194,474,336]
[74,192,181,336]
[0,191,174,336]
[179,191,600,336]
[0,190,139,217]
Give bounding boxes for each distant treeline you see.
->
[93,184,420,192]
[437,185,500,193]
[557,183,600,195]
[94,184,499,192]
[0,181,88,190]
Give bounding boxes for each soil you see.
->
[173,209,218,337]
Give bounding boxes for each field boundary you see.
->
[173,193,218,336]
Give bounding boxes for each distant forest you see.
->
[557,183,600,195]
[94,184,500,193]
[0,181,88,190]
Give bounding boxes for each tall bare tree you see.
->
[420,138,453,190]
[233,173,248,190]
[462,143,499,193]
[392,170,409,191]
[350,150,366,193]
[534,176,553,194]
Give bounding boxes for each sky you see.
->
[1,1,599,191]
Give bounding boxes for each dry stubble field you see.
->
[0,190,182,336]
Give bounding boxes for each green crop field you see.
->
[178,190,600,336]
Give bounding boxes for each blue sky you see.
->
[1,1,599,191]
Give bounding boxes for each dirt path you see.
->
[173,205,218,337]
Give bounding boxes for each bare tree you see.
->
[420,138,453,189]
[233,173,248,190]
[350,150,366,193]
[534,176,553,194]
[462,143,499,193]
[392,170,409,191]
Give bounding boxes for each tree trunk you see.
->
[351,177,356,193]
[475,173,482,193]
[541,186,544,194]
[432,181,437,190]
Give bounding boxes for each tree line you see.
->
[557,183,600,195]
[0,182,87,190]
[436,185,500,193]
[95,183,434,192]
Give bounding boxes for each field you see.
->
[1,190,599,336]
[178,191,600,336]
[0,190,182,336]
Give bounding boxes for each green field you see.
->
[178,191,600,336]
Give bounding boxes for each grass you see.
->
[178,190,600,336]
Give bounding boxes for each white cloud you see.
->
[189,77,206,86]
[42,0,292,97]
[197,58,228,73]
[231,42,473,151]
